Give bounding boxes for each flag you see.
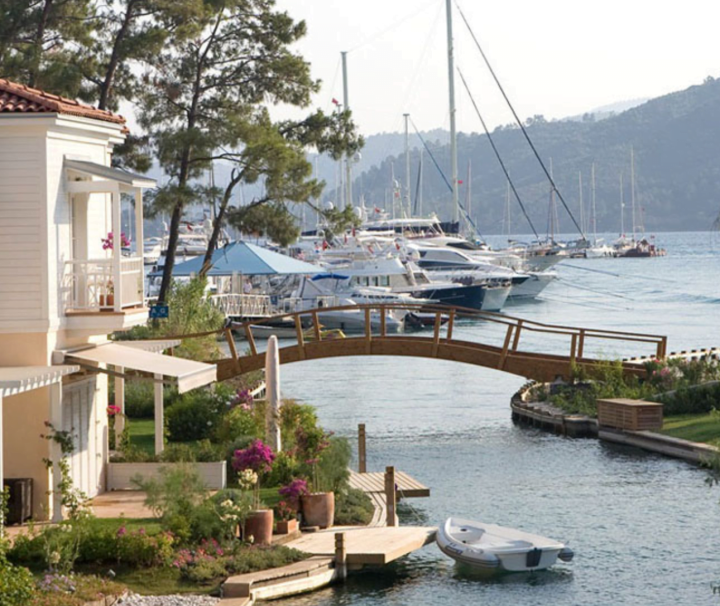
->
[374,207,381,213]
[331,98,340,106]
[458,180,464,185]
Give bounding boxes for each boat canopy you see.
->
[157,241,321,277]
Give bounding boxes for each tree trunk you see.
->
[98,0,136,110]
[157,202,183,305]
[28,0,54,87]
[200,172,243,277]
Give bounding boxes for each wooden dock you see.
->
[349,469,430,498]
[286,525,436,567]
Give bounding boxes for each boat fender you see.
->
[558,547,574,562]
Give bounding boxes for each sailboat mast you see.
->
[591,163,597,240]
[578,171,585,237]
[342,51,352,210]
[404,113,411,218]
[418,150,424,217]
[549,158,556,242]
[630,146,636,241]
[445,0,459,226]
[506,179,511,239]
[620,172,625,236]
[466,159,472,223]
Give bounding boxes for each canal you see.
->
[277,232,720,606]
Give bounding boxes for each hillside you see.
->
[352,77,720,233]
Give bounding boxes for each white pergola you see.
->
[0,365,79,527]
[64,341,217,454]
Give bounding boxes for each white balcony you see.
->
[63,257,147,331]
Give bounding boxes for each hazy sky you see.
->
[275,0,720,136]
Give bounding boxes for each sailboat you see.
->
[613,148,666,258]
[583,163,614,258]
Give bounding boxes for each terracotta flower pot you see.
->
[99,294,115,309]
[275,518,299,535]
[243,509,274,546]
[301,492,335,529]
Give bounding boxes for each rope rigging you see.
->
[410,117,485,241]
[456,67,540,240]
[454,0,586,239]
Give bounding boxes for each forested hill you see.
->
[353,77,720,234]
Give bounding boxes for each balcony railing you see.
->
[63,257,144,312]
[209,294,272,318]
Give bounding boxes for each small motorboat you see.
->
[436,517,574,573]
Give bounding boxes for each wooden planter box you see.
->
[107,461,227,490]
[275,518,299,535]
[597,398,663,431]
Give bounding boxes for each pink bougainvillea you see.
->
[232,439,275,474]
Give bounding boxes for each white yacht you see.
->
[407,245,556,301]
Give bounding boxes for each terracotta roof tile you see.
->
[0,79,126,128]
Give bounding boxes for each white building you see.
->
[0,79,216,522]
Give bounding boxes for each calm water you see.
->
[275,232,720,606]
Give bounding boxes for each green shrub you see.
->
[316,437,351,493]
[334,487,374,526]
[77,527,118,564]
[160,440,225,463]
[265,451,301,487]
[166,388,226,442]
[116,528,174,567]
[0,559,35,606]
[657,383,720,415]
[225,545,306,575]
[279,400,319,452]
[215,400,265,445]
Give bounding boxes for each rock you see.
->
[117,594,219,606]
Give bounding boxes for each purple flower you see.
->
[116,525,126,537]
[278,478,309,508]
[232,439,275,473]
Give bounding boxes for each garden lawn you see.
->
[661,414,720,444]
[128,417,155,455]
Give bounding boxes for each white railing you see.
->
[279,295,340,313]
[210,294,272,318]
[63,257,144,312]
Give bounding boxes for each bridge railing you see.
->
[229,302,668,364]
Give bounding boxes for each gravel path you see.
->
[117,594,219,606]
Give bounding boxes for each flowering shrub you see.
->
[233,439,275,474]
[101,231,131,251]
[232,388,254,411]
[116,527,174,567]
[275,500,297,522]
[278,479,308,510]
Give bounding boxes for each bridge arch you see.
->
[216,304,667,384]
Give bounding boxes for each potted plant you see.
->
[276,478,308,534]
[274,501,299,534]
[297,427,334,529]
[233,439,275,545]
[99,279,114,309]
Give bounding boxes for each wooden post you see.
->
[379,305,386,337]
[432,311,442,356]
[446,309,455,342]
[497,324,514,369]
[295,315,306,360]
[358,424,367,473]
[511,320,523,351]
[243,324,257,356]
[312,311,321,342]
[577,329,585,359]
[569,333,578,377]
[154,373,164,455]
[334,532,347,580]
[385,466,397,527]
[225,327,239,365]
[364,308,372,353]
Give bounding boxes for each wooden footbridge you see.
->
[215,303,668,383]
